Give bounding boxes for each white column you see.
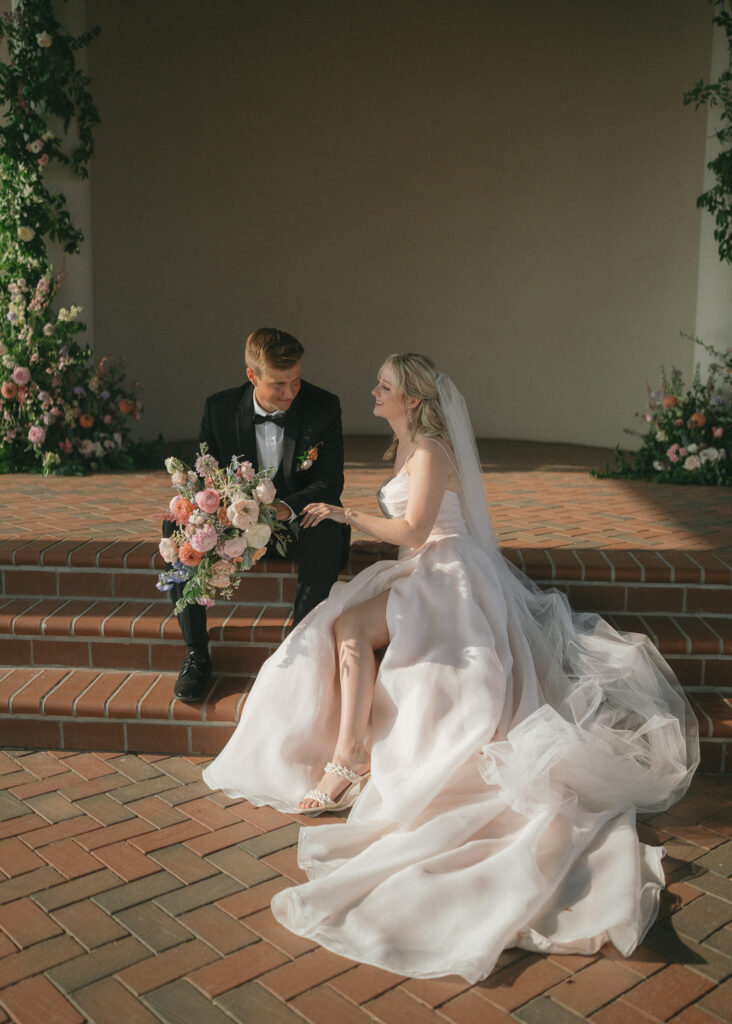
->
[695,20,732,374]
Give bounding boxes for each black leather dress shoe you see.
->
[173,649,212,703]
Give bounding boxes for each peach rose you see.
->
[178,542,203,567]
[226,498,259,531]
[169,495,195,524]
[118,399,134,414]
[1,382,17,399]
[662,395,677,409]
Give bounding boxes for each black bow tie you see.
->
[253,411,286,425]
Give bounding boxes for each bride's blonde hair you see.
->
[382,353,448,461]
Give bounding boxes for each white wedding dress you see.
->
[202,466,698,983]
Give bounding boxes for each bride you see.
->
[202,353,698,983]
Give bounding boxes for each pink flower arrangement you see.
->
[157,445,290,611]
[27,424,45,445]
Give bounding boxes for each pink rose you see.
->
[197,597,215,607]
[666,445,679,463]
[158,537,178,563]
[28,425,45,445]
[195,488,220,514]
[103,414,113,425]
[684,455,701,471]
[11,367,31,386]
[191,525,217,553]
[713,426,724,439]
[222,536,248,558]
[679,448,687,458]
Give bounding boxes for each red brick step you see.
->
[0,666,728,772]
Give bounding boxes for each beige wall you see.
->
[85,0,713,446]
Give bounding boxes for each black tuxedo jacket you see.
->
[198,380,345,515]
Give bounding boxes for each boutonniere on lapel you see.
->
[297,442,322,471]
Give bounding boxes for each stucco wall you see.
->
[85,0,712,445]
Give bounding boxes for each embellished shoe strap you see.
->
[302,788,335,808]
[324,761,361,784]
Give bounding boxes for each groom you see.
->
[164,328,350,702]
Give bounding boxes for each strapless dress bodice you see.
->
[376,471,468,545]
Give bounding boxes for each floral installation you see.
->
[157,444,290,611]
[297,441,322,471]
[594,338,731,486]
[0,0,153,474]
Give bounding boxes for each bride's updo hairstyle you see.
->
[383,352,448,461]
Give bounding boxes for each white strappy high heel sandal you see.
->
[298,761,371,816]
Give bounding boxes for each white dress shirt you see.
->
[252,392,285,477]
[252,393,294,520]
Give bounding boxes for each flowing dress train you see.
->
[202,471,698,983]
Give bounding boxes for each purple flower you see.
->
[73,386,87,397]
[100,390,111,399]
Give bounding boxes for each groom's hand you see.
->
[273,501,294,522]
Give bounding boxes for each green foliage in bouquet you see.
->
[594,338,731,486]
[0,0,154,474]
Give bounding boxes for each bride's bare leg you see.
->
[299,590,390,810]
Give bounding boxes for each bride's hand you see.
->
[300,503,347,527]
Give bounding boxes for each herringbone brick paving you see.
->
[0,750,727,1024]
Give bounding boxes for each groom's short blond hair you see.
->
[245,328,304,376]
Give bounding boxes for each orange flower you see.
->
[689,412,706,429]
[178,542,203,567]
[118,398,134,414]
[217,506,229,525]
[307,446,320,461]
[79,413,94,428]
[662,395,677,409]
[1,381,17,399]
[170,496,195,524]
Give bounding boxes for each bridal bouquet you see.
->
[157,444,289,611]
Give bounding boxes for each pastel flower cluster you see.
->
[157,444,289,611]
[0,4,146,476]
[598,338,731,486]
[0,272,143,475]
